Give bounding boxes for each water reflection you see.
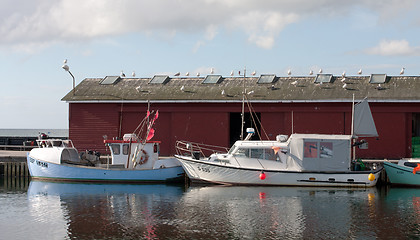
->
[24,181,420,239]
[28,181,185,239]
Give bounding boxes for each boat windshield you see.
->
[232,147,277,161]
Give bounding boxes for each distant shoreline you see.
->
[0,129,68,138]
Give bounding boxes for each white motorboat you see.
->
[27,110,184,183]
[175,98,383,187]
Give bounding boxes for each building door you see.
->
[229,112,261,146]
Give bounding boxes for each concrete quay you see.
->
[0,150,28,162]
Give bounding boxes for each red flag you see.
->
[147,128,155,141]
[154,110,159,121]
[413,163,420,174]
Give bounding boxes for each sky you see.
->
[1,0,420,129]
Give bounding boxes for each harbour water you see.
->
[1,178,420,239]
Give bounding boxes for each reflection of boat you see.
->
[177,186,378,239]
[383,160,420,186]
[175,98,382,187]
[27,111,184,183]
[27,180,184,196]
[27,180,184,240]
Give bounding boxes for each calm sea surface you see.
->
[1,178,420,240]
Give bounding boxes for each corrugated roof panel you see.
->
[315,74,333,83]
[149,75,170,84]
[369,74,387,84]
[257,74,277,84]
[203,75,223,84]
[100,76,121,85]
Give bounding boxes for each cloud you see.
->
[1,0,420,51]
[366,39,420,56]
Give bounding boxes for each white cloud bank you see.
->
[366,39,420,56]
[0,0,419,51]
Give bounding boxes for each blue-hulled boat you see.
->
[383,160,420,186]
[27,110,184,183]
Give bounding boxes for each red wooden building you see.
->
[62,74,420,159]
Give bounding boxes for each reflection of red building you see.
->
[62,75,420,159]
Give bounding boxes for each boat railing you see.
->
[36,139,74,148]
[175,140,229,159]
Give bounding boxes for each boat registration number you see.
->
[197,166,210,173]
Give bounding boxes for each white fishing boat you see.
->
[27,110,184,183]
[175,98,383,187]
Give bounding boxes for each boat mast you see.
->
[240,67,246,140]
[351,94,355,161]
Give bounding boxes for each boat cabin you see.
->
[225,133,352,172]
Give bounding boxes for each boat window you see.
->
[233,148,249,157]
[122,144,129,155]
[250,149,264,159]
[304,142,318,158]
[111,144,120,155]
[320,142,333,158]
[264,149,277,161]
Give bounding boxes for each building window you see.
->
[304,142,318,158]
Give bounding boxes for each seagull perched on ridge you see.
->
[400,67,405,75]
[287,69,292,76]
[132,71,136,77]
[230,70,234,76]
[180,85,185,91]
[185,72,190,76]
[342,71,346,77]
[251,70,256,76]
[174,72,180,76]
[319,69,323,74]
[358,69,362,75]
[210,68,214,74]
[120,70,125,78]
[196,72,200,77]
[309,70,313,75]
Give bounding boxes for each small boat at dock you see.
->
[383,159,420,186]
[27,110,184,183]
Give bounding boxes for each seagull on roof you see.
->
[342,71,346,77]
[291,80,298,85]
[319,69,323,74]
[341,77,346,83]
[251,70,256,76]
[309,70,313,75]
[342,83,347,89]
[400,67,405,75]
[120,70,125,78]
[185,72,190,76]
[210,68,214,74]
[221,89,225,95]
[287,69,292,76]
[135,86,141,92]
[196,72,200,77]
[180,85,185,91]
[230,70,234,76]
[174,72,180,76]
[63,59,67,64]
[376,84,383,90]
[358,69,362,75]
[132,71,136,77]
[247,90,254,95]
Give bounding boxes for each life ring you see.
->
[138,149,149,165]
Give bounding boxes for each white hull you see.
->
[177,156,381,187]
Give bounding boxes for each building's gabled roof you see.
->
[61,75,420,102]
